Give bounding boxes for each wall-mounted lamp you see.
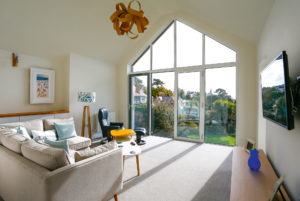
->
[12,52,19,67]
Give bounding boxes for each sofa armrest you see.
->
[44,148,123,201]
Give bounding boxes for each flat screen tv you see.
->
[260,51,294,130]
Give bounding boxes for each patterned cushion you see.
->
[31,130,57,141]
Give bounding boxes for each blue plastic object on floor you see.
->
[248,149,261,171]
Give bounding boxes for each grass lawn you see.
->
[204,133,235,146]
[187,133,235,146]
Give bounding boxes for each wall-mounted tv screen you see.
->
[260,51,294,130]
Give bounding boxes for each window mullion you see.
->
[174,20,178,139]
[174,72,178,139]
[148,73,152,135]
[202,34,205,65]
[200,70,206,142]
[150,44,153,71]
[174,20,177,68]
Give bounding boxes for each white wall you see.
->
[0,49,117,138]
[0,49,68,113]
[69,53,117,137]
[116,11,258,147]
[257,0,300,199]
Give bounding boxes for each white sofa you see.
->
[0,118,123,201]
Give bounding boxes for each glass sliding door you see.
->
[177,72,201,140]
[205,67,236,145]
[129,74,149,133]
[151,72,175,138]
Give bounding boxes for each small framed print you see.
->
[30,67,55,104]
[245,139,256,153]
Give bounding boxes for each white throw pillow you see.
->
[31,130,57,141]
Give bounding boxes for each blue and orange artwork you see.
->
[36,74,49,98]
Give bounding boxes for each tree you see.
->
[153,78,165,87]
[152,86,173,99]
[134,77,143,88]
[151,78,173,99]
[178,88,185,99]
[215,88,230,100]
[151,78,174,137]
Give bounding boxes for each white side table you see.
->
[119,141,142,176]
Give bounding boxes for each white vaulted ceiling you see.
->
[0,0,274,65]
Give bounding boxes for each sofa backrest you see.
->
[0,119,44,136]
[43,117,74,130]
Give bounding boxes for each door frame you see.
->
[128,73,151,135]
[173,70,204,143]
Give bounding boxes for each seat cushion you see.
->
[1,133,30,153]
[21,140,70,171]
[74,142,115,162]
[64,136,91,150]
[43,117,74,131]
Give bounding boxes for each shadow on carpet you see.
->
[191,151,233,201]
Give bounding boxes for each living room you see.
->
[0,0,299,201]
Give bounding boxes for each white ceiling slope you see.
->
[0,0,274,65]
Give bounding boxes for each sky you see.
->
[132,20,237,99]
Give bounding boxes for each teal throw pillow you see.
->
[13,125,31,139]
[54,121,77,140]
[44,138,70,154]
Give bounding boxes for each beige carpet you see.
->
[109,136,233,201]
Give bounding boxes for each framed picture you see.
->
[245,139,256,153]
[30,67,55,104]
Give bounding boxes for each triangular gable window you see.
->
[131,20,236,72]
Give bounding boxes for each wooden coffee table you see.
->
[119,141,141,176]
